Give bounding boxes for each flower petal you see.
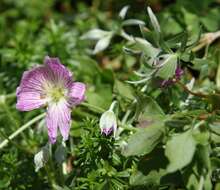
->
[44,56,72,85]
[46,104,59,144]
[57,102,71,141]
[46,100,71,143]
[16,67,49,111]
[68,82,86,106]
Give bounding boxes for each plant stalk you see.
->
[0,113,46,149]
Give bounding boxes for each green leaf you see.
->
[204,174,213,190]
[210,122,220,135]
[192,123,210,146]
[182,8,200,42]
[165,130,196,173]
[157,54,177,80]
[0,175,11,188]
[196,145,211,171]
[55,143,67,164]
[136,95,165,120]
[129,148,168,186]
[122,124,163,156]
[53,185,71,190]
[210,122,220,143]
[130,170,163,186]
[200,9,220,31]
[185,172,199,190]
[215,184,220,190]
[86,85,113,110]
[114,80,134,100]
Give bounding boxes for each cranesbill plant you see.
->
[16,56,86,143]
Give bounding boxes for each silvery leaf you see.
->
[119,5,130,19]
[156,54,177,80]
[135,37,160,59]
[34,144,50,172]
[81,29,110,40]
[93,33,113,54]
[147,7,161,33]
[122,19,145,26]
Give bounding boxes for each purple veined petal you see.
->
[57,100,71,141]
[46,103,59,144]
[46,99,71,143]
[18,66,51,90]
[68,82,86,106]
[16,90,47,111]
[16,66,50,111]
[44,56,73,87]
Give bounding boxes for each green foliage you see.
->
[122,124,163,156]
[1,0,220,189]
[165,130,196,173]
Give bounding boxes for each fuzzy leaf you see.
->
[93,34,113,54]
[114,80,134,100]
[147,7,161,33]
[55,144,67,164]
[81,29,110,40]
[119,5,130,19]
[165,130,196,173]
[122,19,145,26]
[135,38,160,57]
[122,124,163,156]
[157,54,177,80]
[34,144,50,172]
[130,170,162,186]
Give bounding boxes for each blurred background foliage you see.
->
[1,0,220,189]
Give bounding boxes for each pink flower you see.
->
[16,56,86,144]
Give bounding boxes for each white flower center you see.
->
[43,82,67,103]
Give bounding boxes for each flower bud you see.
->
[99,110,117,137]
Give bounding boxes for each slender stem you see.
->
[45,165,57,189]
[121,109,131,125]
[0,113,46,149]
[0,130,32,154]
[177,81,208,98]
[81,102,105,113]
